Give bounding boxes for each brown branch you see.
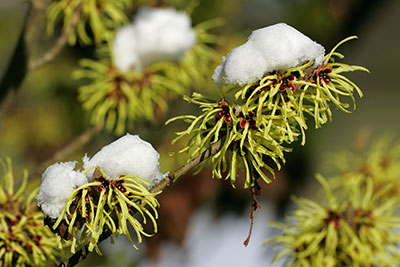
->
[60,140,222,267]
[32,125,102,178]
[150,140,222,194]
[28,6,81,72]
[243,181,261,247]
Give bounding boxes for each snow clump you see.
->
[113,7,197,72]
[83,133,167,186]
[212,23,325,86]
[36,161,88,219]
[37,134,166,219]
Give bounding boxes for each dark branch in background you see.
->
[0,3,31,104]
[0,2,81,123]
[32,125,103,178]
[59,140,222,267]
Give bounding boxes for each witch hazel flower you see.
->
[169,23,368,188]
[113,7,197,72]
[75,6,203,135]
[37,134,165,253]
[212,23,325,86]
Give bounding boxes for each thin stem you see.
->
[150,140,222,193]
[59,140,222,266]
[32,125,102,178]
[28,6,82,72]
[243,179,261,247]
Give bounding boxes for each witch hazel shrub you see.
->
[35,19,368,265]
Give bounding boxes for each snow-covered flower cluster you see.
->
[212,23,325,86]
[37,134,165,219]
[74,6,219,136]
[170,23,367,188]
[37,134,165,253]
[113,7,197,72]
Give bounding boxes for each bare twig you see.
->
[32,125,102,178]
[28,6,81,72]
[243,181,261,247]
[60,140,222,266]
[150,140,222,193]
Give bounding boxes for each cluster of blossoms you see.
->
[329,136,400,199]
[73,7,221,135]
[267,138,400,266]
[0,158,62,266]
[169,23,368,188]
[47,0,132,45]
[37,134,166,253]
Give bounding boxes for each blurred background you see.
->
[0,0,399,266]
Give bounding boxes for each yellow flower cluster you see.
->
[49,167,159,254]
[47,0,132,44]
[0,158,63,267]
[74,19,221,135]
[267,138,400,266]
[169,37,368,188]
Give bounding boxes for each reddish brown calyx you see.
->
[314,66,332,85]
[112,179,127,193]
[216,98,233,123]
[141,71,153,88]
[239,111,256,128]
[268,71,296,92]
[96,177,110,192]
[279,74,296,92]
[324,210,343,228]
[353,209,374,227]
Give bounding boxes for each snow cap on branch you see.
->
[113,7,197,72]
[83,133,167,186]
[36,161,88,219]
[212,23,325,86]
